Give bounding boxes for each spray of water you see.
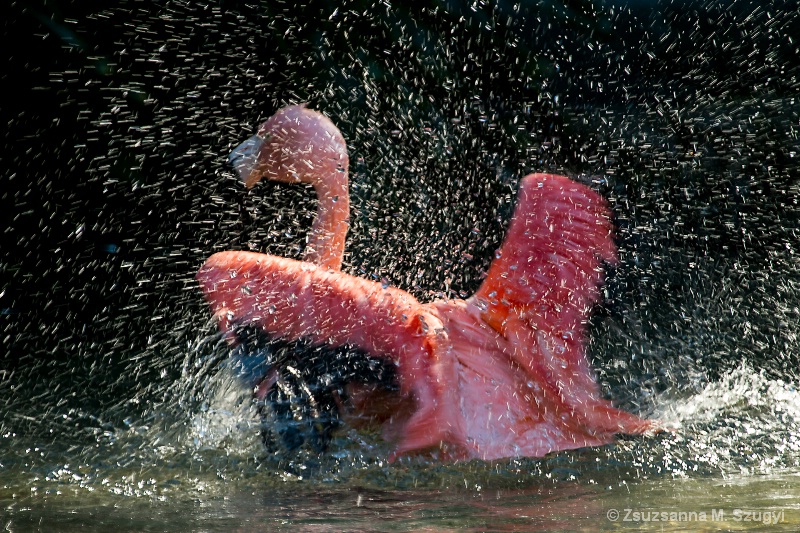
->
[2,0,800,529]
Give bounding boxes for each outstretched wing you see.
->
[196,251,464,452]
[474,173,616,337]
[472,173,628,423]
[197,251,424,369]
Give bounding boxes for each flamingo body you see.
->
[198,163,656,459]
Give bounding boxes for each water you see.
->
[4,0,800,530]
[5,474,800,531]
[3,365,800,531]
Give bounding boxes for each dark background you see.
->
[2,0,799,430]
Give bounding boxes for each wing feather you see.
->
[472,173,618,413]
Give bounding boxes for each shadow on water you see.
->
[2,0,800,531]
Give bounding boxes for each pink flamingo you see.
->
[197,105,658,461]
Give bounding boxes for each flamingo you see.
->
[197,105,658,461]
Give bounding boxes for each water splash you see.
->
[656,362,800,476]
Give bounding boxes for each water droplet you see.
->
[418,316,429,332]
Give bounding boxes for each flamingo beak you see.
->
[228,134,266,188]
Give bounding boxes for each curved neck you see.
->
[305,159,349,270]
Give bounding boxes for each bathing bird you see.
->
[197,105,657,461]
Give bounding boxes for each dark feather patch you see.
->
[230,324,398,452]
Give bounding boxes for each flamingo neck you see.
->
[306,162,349,270]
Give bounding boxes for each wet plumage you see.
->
[197,105,658,460]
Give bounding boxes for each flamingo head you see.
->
[229,104,348,189]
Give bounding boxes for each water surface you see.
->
[4,364,799,531]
